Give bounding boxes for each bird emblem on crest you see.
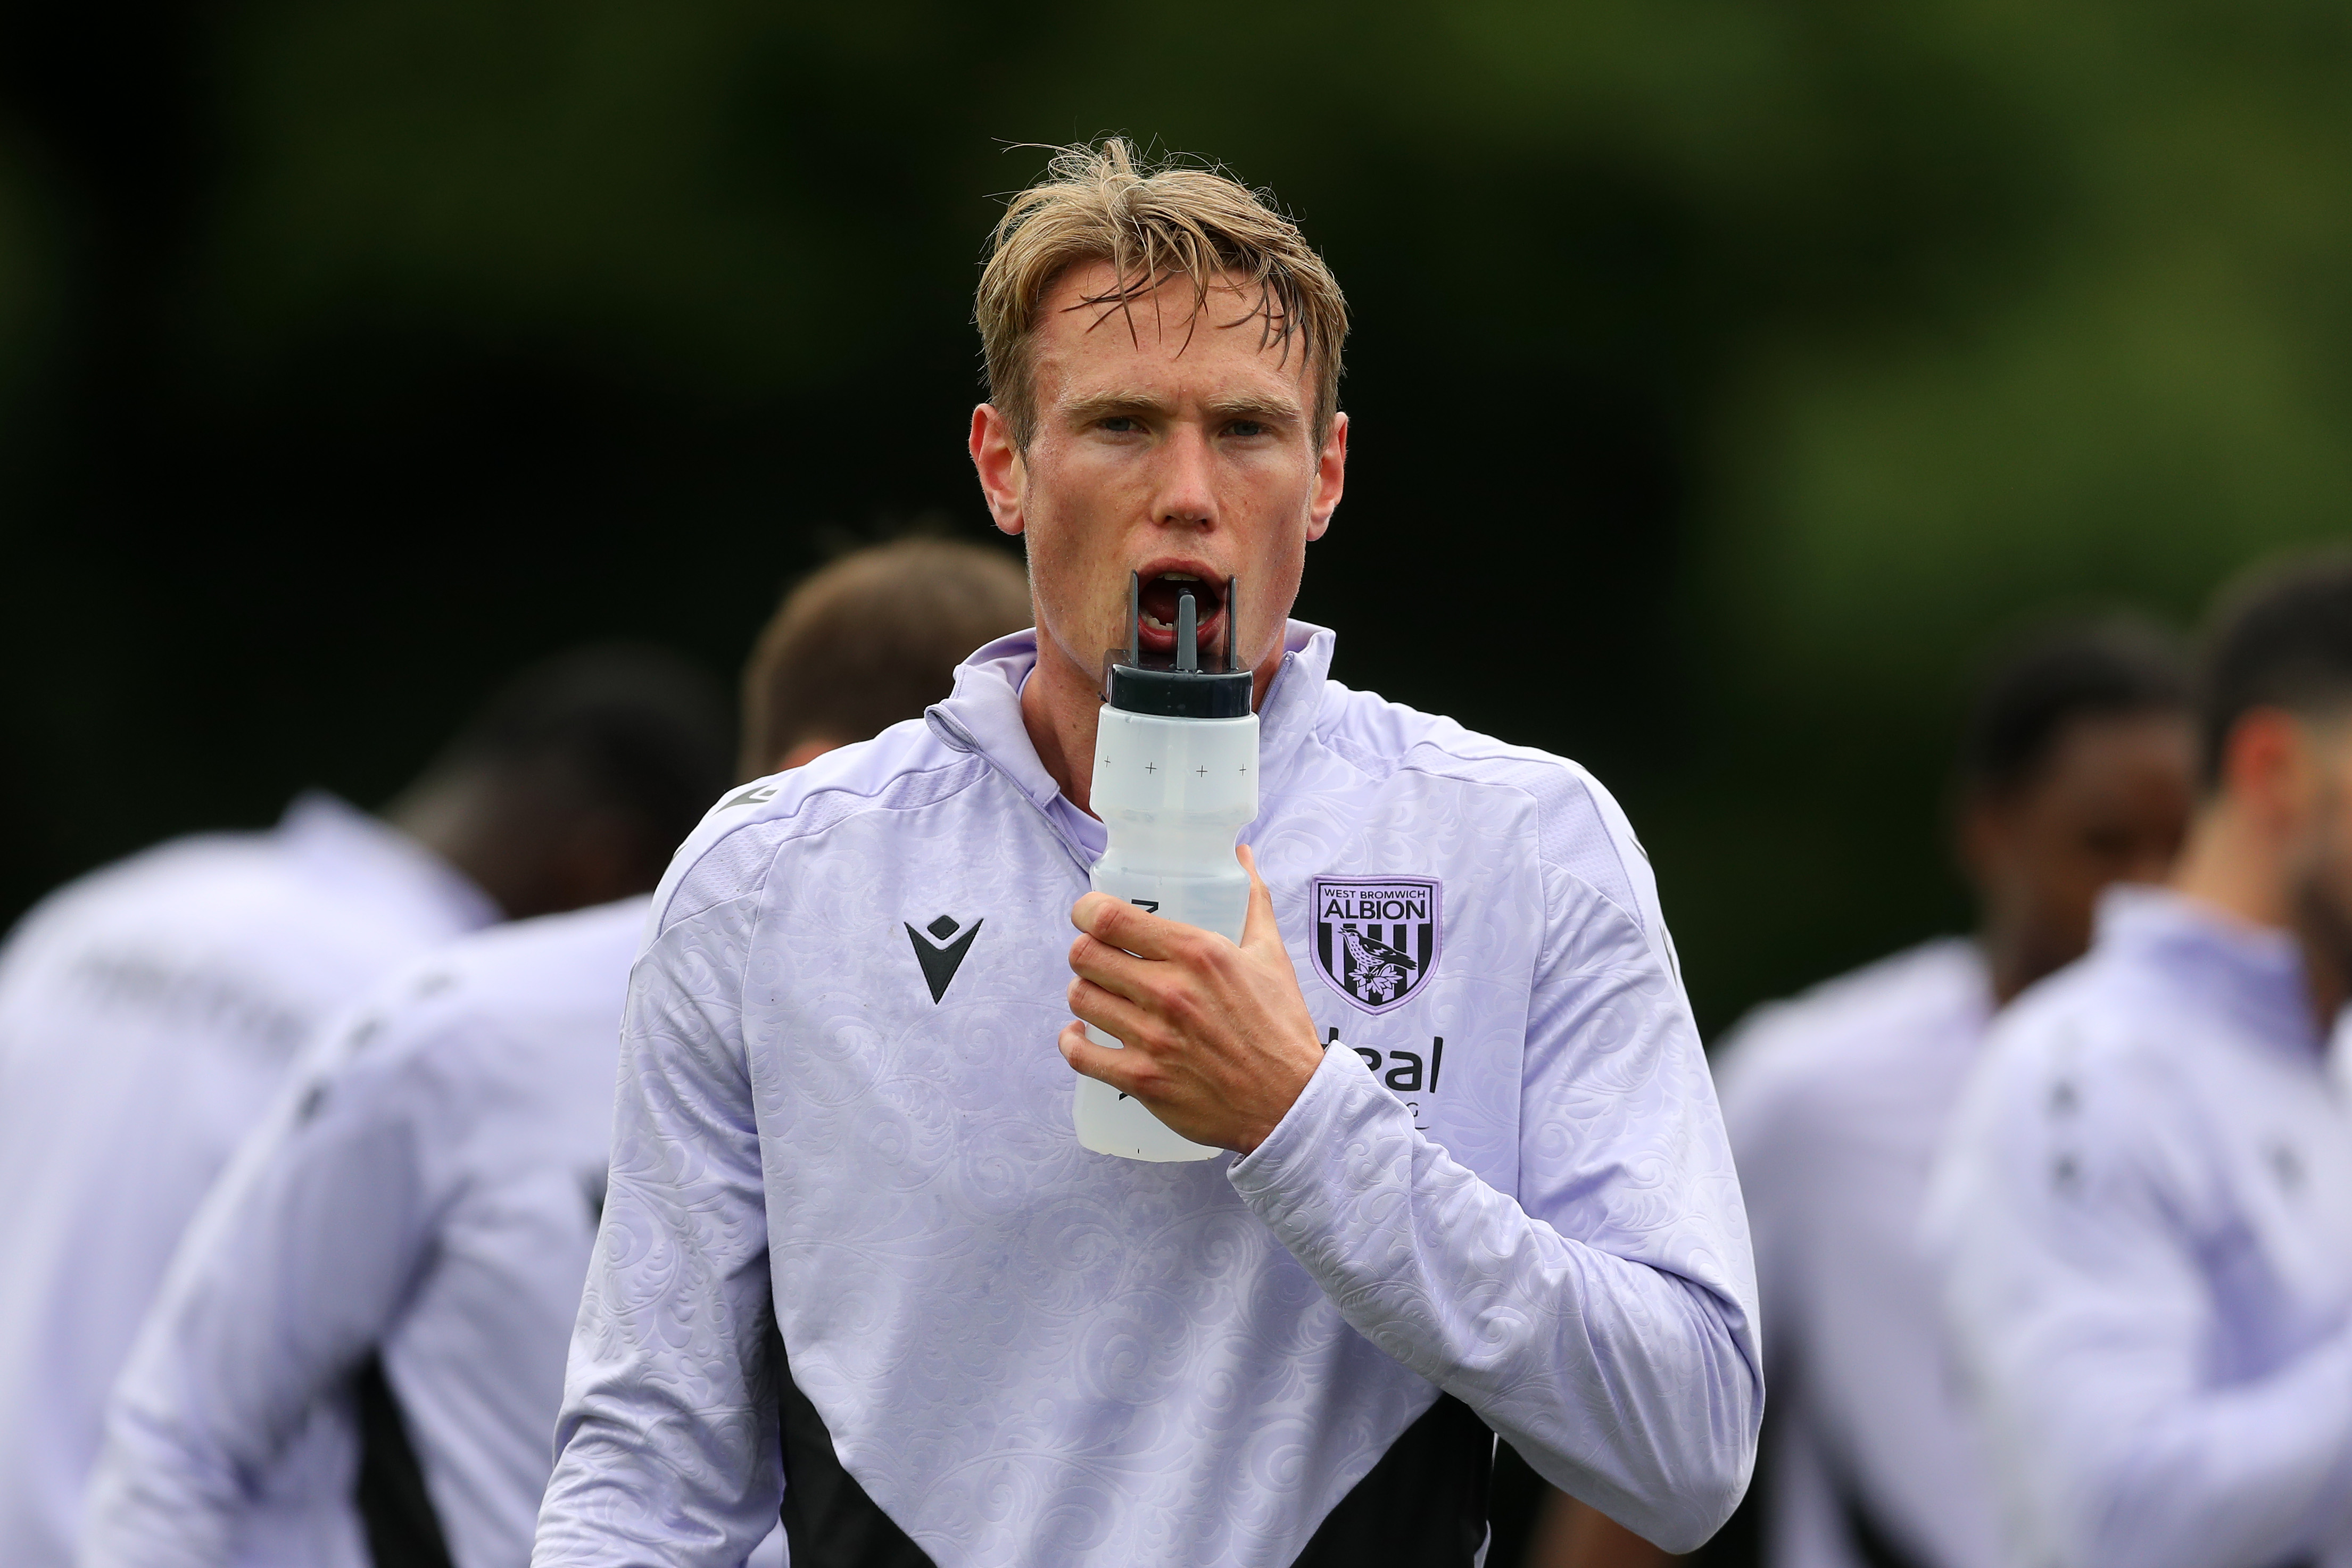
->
[1311,875,1442,1015]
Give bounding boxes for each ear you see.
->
[1306,411,1347,542]
[971,404,1027,537]
[2221,707,2311,828]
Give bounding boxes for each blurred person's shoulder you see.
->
[1311,676,1663,942]
[1936,948,2220,1208]
[299,897,648,1119]
[1966,947,2182,1118]
[6,823,295,947]
[649,717,987,941]
[374,894,645,1037]
[1713,940,1989,1142]
[0,795,449,976]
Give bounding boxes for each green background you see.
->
[4,0,2348,1038]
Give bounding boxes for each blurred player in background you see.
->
[0,645,733,1568]
[76,539,1031,1568]
[1711,619,2192,1568]
[1523,619,2195,1568]
[1928,550,2352,1568]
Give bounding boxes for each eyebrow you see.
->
[1204,390,1303,424]
[1060,389,1173,425]
[1058,388,1304,426]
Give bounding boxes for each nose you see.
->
[1153,422,1217,530]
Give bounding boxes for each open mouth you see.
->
[1135,570,1227,660]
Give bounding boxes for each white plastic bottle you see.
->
[1074,578,1258,1162]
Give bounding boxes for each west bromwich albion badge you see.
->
[1311,875,1441,1015]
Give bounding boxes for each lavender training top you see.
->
[534,621,1762,1568]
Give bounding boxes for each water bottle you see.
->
[1074,574,1258,1162]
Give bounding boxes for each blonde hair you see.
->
[975,139,1348,450]
[739,538,1032,779]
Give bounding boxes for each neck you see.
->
[2172,802,2290,932]
[385,771,524,918]
[2305,933,2351,1029]
[2171,800,2348,1028]
[1020,629,1287,817]
[1020,647,1108,816]
[1977,927,2041,1012]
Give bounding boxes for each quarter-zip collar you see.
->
[2099,883,2322,1060]
[925,621,1336,868]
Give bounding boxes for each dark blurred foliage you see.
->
[3,0,2350,1040]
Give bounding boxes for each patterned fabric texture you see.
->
[536,623,1761,1568]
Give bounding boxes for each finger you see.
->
[1067,933,1156,1005]
[1065,975,1157,1048]
[1058,1021,1152,1097]
[1070,891,1186,960]
[1237,843,1282,953]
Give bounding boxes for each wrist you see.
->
[1231,1041,1369,1180]
[1240,1025,1324,1155]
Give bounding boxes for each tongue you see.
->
[1140,577,1217,627]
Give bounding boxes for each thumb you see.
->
[1237,844,1281,952]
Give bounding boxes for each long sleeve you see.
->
[77,1027,441,1568]
[1927,1032,2352,1568]
[532,895,780,1568]
[1229,866,1762,1554]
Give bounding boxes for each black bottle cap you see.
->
[1103,573,1253,719]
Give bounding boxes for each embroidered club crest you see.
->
[1311,876,1441,1015]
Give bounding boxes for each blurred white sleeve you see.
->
[78,1023,441,1568]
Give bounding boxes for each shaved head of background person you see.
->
[74,540,1031,1568]
[1579,622,2193,1568]
[1928,550,2352,1568]
[532,140,1760,1568]
[0,644,732,1568]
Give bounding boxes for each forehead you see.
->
[1028,260,1310,405]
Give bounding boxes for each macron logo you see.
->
[905,914,982,1003]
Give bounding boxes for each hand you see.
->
[1061,844,1324,1154]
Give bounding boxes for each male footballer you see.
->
[1927,551,2352,1568]
[532,139,1760,1568]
